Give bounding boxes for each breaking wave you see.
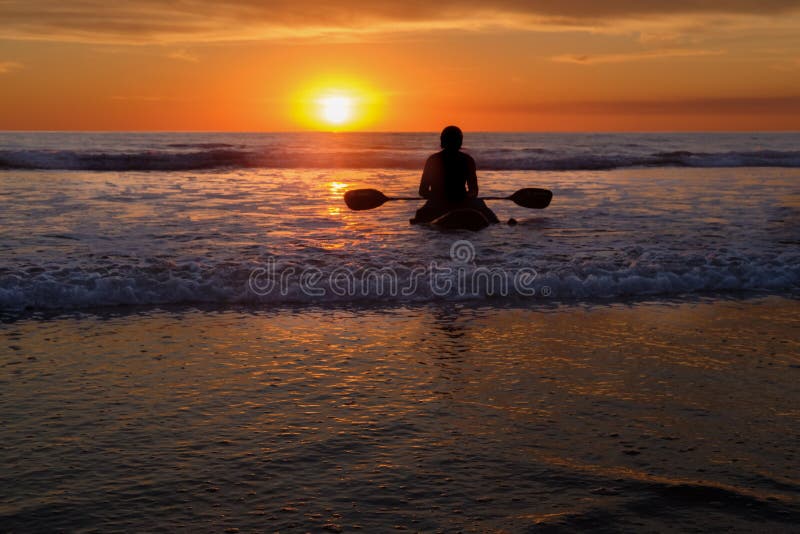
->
[2,254,798,311]
[2,147,800,172]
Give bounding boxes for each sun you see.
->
[319,96,353,126]
[292,78,382,130]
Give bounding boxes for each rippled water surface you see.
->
[1,166,798,310]
[1,298,799,531]
[2,132,799,531]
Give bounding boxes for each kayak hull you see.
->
[429,208,491,231]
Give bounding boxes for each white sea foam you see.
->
[1,254,798,310]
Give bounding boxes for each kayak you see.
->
[345,188,552,214]
[344,187,552,230]
[412,208,491,231]
[431,208,491,231]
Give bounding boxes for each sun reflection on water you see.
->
[329,181,348,196]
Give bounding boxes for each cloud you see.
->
[0,1,799,44]
[110,95,168,102]
[167,49,199,62]
[0,61,22,73]
[494,96,800,115]
[551,48,726,65]
[109,95,194,102]
[771,58,800,71]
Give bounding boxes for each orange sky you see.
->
[1,1,799,131]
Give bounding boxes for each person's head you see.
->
[440,125,463,151]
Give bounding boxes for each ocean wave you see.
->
[1,256,797,311]
[0,149,258,171]
[165,142,240,149]
[2,147,800,172]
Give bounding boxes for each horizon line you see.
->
[2,129,800,134]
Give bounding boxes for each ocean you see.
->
[1,132,799,531]
[1,131,799,310]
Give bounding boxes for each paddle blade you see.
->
[508,188,553,209]
[344,189,390,210]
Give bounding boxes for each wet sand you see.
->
[1,297,799,531]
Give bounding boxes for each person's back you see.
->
[420,149,476,204]
[418,126,477,204]
[413,126,499,225]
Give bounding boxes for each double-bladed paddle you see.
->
[344,187,553,211]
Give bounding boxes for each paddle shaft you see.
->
[344,187,552,210]
[386,196,509,201]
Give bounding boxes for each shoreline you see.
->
[3,291,797,323]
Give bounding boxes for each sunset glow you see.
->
[3,3,799,533]
[1,1,799,131]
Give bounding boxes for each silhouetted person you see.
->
[412,126,499,224]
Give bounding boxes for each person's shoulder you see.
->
[426,151,444,164]
[423,152,442,172]
[460,151,476,166]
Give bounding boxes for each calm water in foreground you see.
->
[2,298,799,531]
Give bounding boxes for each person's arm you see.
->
[419,157,433,198]
[466,155,478,198]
